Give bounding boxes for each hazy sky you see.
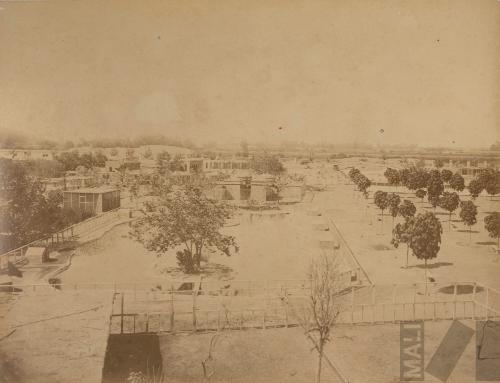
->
[0,0,499,147]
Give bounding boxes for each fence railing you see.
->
[102,280,500,335]
[1,278,498,333]
[0,208,126,270]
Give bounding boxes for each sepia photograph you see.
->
[0,1,499,382]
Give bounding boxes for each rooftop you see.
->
[63,187,119,194]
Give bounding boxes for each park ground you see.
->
[1,156,499,383]
[60,158,500,290]
[158,319,487,383]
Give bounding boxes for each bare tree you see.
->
[292,254,347,383]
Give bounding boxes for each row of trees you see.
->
[373,191,415,227]
[250,154,285,175]
[0,132,196,150]
[347,168,372,197]
[373,186,480,235]
[468,169,500,199]
[391,206,499,269]
[385,166,499,201]
[55,151,108,171]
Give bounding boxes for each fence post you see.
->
[351,286,355,324]
[371,285,375,324]
[192,290,197,332]
[413,284,416,321]
[472,283,477,320]
[120,293,124,334]
[392,284,397,323]
[170,285,175,332]
[453,283,457,320]
[486,287,489,320]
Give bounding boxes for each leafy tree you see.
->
[438,192,460,230]
[387,193,401,226]
[392,217,415,268]
[250,155,285,175]
[131,185,238,273]
[0,160,81,248]
[426,170,444,208]
[459,200,478,241]
[24,159,64,178]
[415,189,427,203]
[406,168,429,191]
[398,168,410,188]
[482,170,500,200]
[348,168,361,183]
[94,151,108,167]
[398,200,416,219]
[55,150,106,171]
[449,173,465,192]
[156,151,185,176]
[440,169,453,183]
[353,173,371,198]
[374,191,389,224]
[468,179,484,199]
[110,148,118,157]
[484,212,500,250]
[409,212,442,285]
[55,151,81,171]
[384,168,400,186]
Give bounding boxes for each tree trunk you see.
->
[424,259,428,297]
[449,212,452,231]
[406,245,409,268]
[316,342,323,383]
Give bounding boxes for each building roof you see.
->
[63,187,119,194]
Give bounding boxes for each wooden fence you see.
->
[107,281,500,335]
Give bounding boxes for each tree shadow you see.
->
[457,230,480,234]
[438,284,485,295]
[199,263,233,279]
[158,263,233,280]
[408,261,454,269]
[476,241,497,246]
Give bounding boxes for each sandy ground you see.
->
[59,205,347,286]
[309,169,500,289]
[158,319,496,383]
[159,327,341,383]
[0,290,113,383]
[4,157,498,383]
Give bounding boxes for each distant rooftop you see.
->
[63,187,119,194]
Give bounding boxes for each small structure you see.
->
[206,176,305,206]
[63,187,120,216]
[25,246,49,263]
